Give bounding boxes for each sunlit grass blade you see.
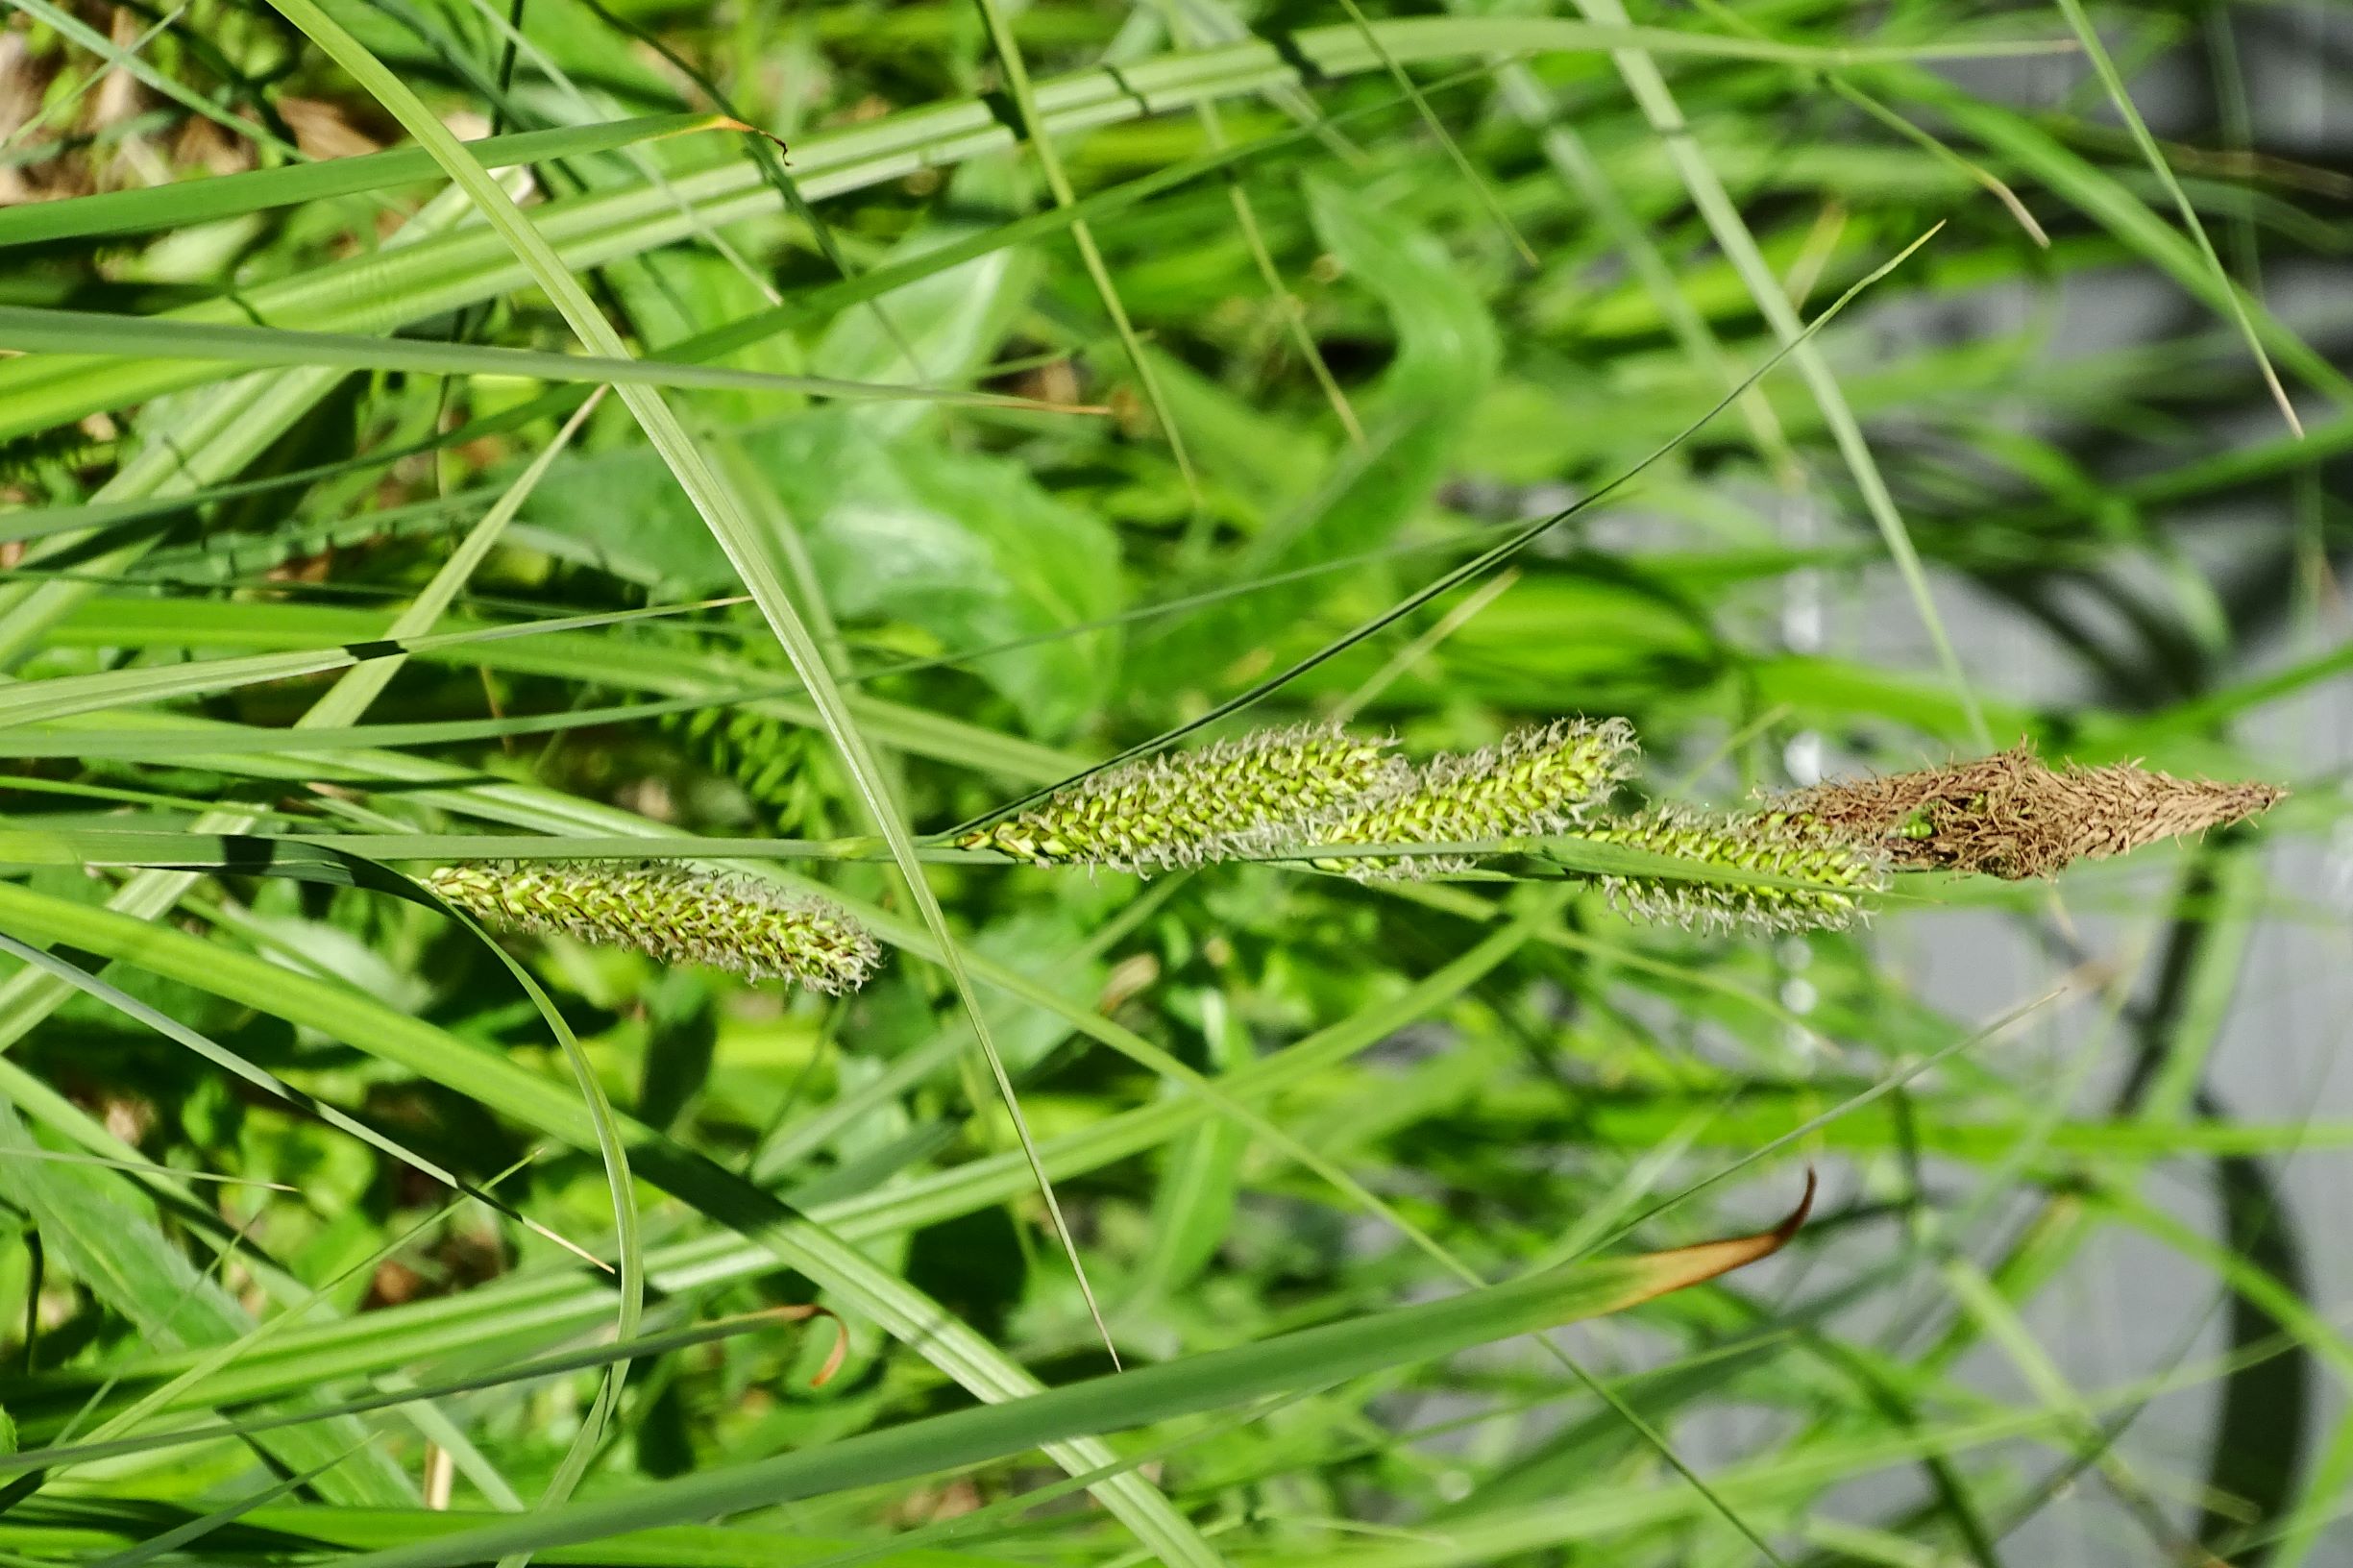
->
[1,1311,811,1474]
[970,0,1198,508]
[88,1444,365,1568]
[0,871,1220,1566]
[219,1190,1813,1568]
[0,1146,292,1188]
[0,306,1078,410]
[0,113,723,246]
[0,597,739,732]
[2049,0,2302,434]
[1568,0,1992,750]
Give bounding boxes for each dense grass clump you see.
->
[0,2,2341,1567]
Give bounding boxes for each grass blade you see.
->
[1569,0,1993,749]
[0,872,1217,1566]
[0,113,723,246]
[0,306,1072,408]
[2049,0,2302,435]
[969,0,1199,505]
[257,0,1138,1417]
[219,1192,1813,1568]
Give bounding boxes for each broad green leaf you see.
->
[808,159,1042,440]
[757,413,1124,739]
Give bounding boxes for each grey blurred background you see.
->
[1828,5,2352,1556]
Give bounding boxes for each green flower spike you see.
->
[1301,718,1638,880]
[958,722,1409,872]
[427,863,881,993]
[1580,807,1889,934]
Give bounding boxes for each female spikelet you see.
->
[1300,719,1636,879]
[1579,807,1888,934]
[958,722,1408,872]
[428,862,880,993]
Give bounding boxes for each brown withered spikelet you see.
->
[956,722,1409,872]
[1771,743,2285,880]
[428,862,881,992]
[1297,718,1638,880]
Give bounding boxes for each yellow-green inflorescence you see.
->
[427,863,881,993]
[957,722,1410,872]
[1294,719,1637,880]
[1577,807,1890,934]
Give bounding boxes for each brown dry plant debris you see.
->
[1770,743,2285,880]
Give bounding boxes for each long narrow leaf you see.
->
[212,1189,1812,1568]
[257,0,1134,1428]
[0,113,721,246]
[0,306,1067,408]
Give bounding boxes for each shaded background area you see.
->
[1819,7,2352,1556]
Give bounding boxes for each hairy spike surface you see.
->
[957,722,1408,872]
[1769,743,2286,880]
[1299,719,1637,880]
[1580,807,1888,934]
[427,863,881,993]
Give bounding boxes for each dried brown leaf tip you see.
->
[1771,743,2286,880]
[428,862,881,992]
